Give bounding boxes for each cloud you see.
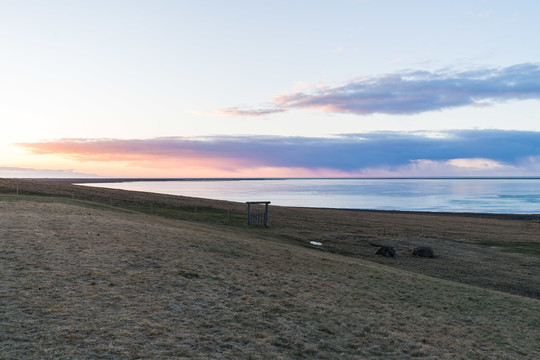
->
[446,158,504,170]
[217,107,287,117]
[221,63,540,116]
[0,166,99,178]
[15,129,540,176]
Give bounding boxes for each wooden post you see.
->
[247,203,252,225]
[264,202,269,227]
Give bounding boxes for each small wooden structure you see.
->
[246,201,270,227]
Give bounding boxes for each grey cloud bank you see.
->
[224,63,540,116]
[17,129,540,175]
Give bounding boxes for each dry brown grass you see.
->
[1,178,539,359]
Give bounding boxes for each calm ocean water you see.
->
[81,178,540,214]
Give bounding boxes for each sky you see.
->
[2,0,540,178]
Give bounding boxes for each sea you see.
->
[79,178,540,214]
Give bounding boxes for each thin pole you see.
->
[264,203,269,227]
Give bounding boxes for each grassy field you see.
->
[1,178,539,359]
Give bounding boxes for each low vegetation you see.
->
[1,178,539,359]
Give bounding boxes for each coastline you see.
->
[5,177,540,219]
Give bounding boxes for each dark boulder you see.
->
[375,246,396,257]
[413,247,434,258]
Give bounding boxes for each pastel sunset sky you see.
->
[2,0,540,178]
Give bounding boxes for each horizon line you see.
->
[14,176,540,184]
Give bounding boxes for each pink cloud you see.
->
[216,107,287,117]
[15,137,359,177]
[17,138,250,168]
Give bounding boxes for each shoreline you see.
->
[285,206,540,220]
[8,177,540,219]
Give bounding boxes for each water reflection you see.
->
[81,178,540,213]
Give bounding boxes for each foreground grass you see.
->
[1,197,539,359]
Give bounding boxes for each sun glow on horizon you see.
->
[1,1,540,178]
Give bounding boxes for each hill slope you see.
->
[1,188,539,358]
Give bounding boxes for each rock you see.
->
[413,247,434,258]
[375,246,396,257]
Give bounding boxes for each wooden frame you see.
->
[246,201,270,227]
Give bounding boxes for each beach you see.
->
[1,178,539,358]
